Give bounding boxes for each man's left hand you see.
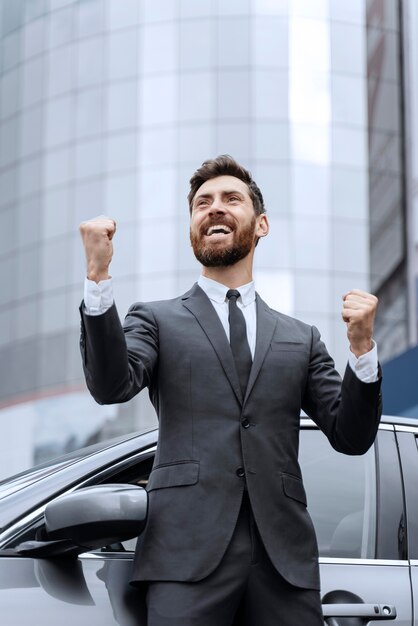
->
[342,289,378,358]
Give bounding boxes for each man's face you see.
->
[189,175,267,267]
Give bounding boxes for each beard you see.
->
[190,215,256,267]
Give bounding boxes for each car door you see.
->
[0,553,145,626]
[299,421,411,625]
[395,422,418,626]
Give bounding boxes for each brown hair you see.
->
[188,155,265,215]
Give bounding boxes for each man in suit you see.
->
[79,155,381,626]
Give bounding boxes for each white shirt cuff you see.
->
[83,277,114,316]
[347,340,379,383]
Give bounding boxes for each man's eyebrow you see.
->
[194,193,212,201]
[195,189,245,201]
[222,189,245,196]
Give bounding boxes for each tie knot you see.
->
[226,289,240,302]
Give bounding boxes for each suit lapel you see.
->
[244,293,278,404]
[182,283,243,404]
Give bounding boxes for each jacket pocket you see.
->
[270,341,307,352]
[282,473,307,506]
[147,461,200,491]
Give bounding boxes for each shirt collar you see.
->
[198,275,256,307]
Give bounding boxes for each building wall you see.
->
[366,0,409,362]
[403,0,418,342]
[0,0,373,478]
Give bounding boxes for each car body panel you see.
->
[0,555,146,625]
[412,565,418,626]
[320,562,411,625]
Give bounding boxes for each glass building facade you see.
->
[0,0,407,478]
[404,0,418,341]
[366,0,409,362]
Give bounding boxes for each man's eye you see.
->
[228,196,239,202]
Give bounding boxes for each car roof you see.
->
[380,414,418,427]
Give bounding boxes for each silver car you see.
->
[0,416,414,625]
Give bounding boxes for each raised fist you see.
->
[79,216,116,283]
[342,289,378,357]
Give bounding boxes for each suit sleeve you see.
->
[80,301,158,405]
[301,325,382,455]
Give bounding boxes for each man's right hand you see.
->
[79,216,116,283]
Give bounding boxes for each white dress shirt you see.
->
[83,276,378,382]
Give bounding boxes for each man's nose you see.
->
[209,199,226,214]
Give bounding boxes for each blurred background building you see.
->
[0,0,416,478]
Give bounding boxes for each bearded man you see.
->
[79,155,382,626]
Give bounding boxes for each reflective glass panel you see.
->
[47,44,73,97]
[332,218,368,274]
[76,37,105,88]
[217,70,250,118]
[106,0,139,29]
[108,29,138,80]
[104,173,137,222]
[23,56,44,107]
[49,5,74,48]
[1,69,20,119]
[20,105,43,157]
[106,81,137,132]
[140,22,177,74]
[179,19,213,70]
[217,17,250,67]
[179,72,214,122]
[105,133,136,173]
[140,75,177,125]
[253,69,288,120]
[299,429,376,558]
[45,95,74,148]
[75,87,104,139]
[23,17,45,58]
[254,16,288,68]
[75,139,104,180]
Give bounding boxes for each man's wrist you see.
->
[87,267,110,283]
[349,340,373,358]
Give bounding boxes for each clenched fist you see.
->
[79,216,116,283]
[342,289,378,357]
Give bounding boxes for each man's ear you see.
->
[256,214,269,239]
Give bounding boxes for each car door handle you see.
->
[322,603,397,621]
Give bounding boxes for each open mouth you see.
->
[205,224,233,237]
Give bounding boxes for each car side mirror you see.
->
[45,483,148,547]
[16,484,147,558]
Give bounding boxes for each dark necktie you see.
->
[226,289,252,396]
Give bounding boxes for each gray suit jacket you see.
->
[80,283,382,590]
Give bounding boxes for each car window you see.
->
[374,429,406,559]
[299,428,376,559]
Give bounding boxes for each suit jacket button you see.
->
[236,467,245,478]
[241,418,250,429]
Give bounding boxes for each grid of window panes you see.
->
[0,0,375,477]
[365,0,408,361]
